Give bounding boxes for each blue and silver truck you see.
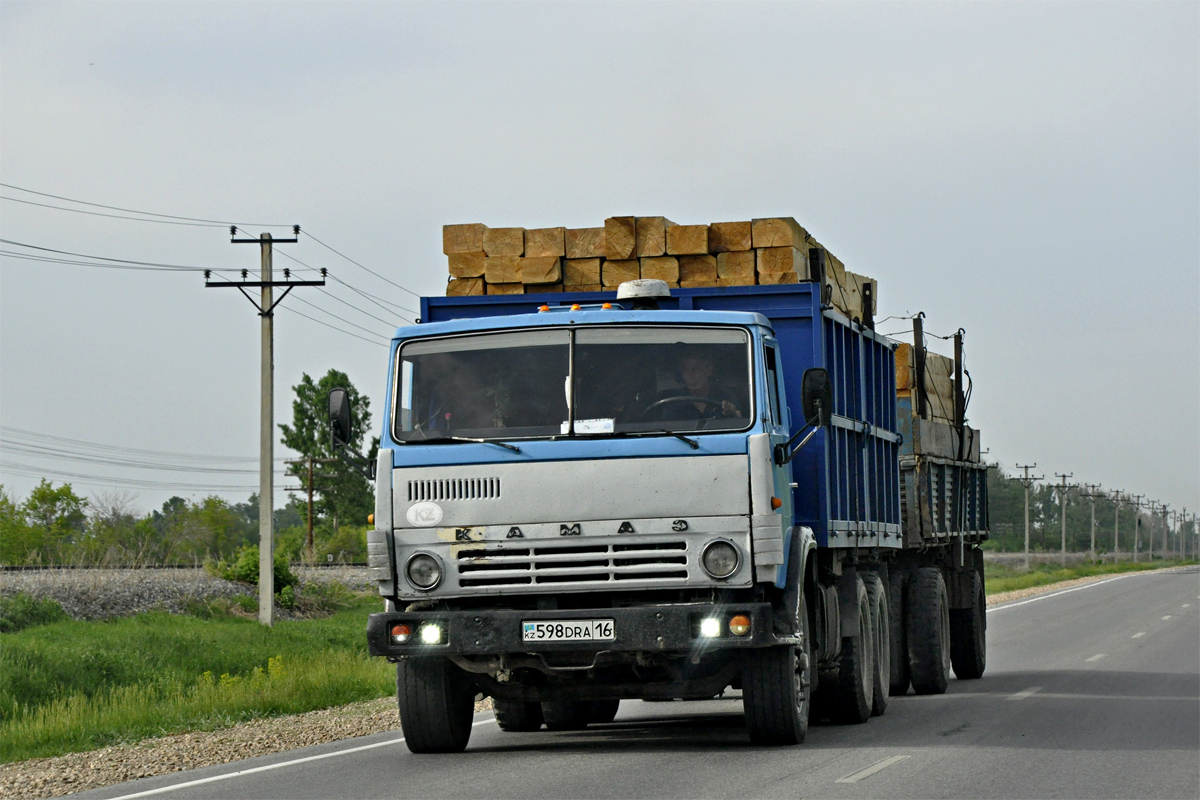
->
[330,273,988,753]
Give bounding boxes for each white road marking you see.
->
[1008,686,1042,701]
[1183,604,1191,608]
[105,718,498,799]
[988,576,1131,612]
[1085,653,1106,663]
[835,755,910,784]
[1162,615,1173,620]
[1132,632,1146,638]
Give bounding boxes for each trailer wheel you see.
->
[907,567,950,695]
[743,592,812,745]
[493,700,544,732]
[888,568,911,696]
[542,701,591,730]
[589,699,621,724]
[950,567,987,680]
[864,573,890,717]
[829,575,874,724]
[396,659,475,753]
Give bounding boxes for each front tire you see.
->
[950,567,987,680]
[908,567,951,695]
[396,659,475,753]
[494,700,544,732]
[743,592,812,745]
[864,572,890,717]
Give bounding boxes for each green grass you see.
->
[0,595,394,763]
[985,559,1189,595]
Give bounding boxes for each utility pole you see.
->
[1130,494,1144,562]
[1111,490,1123,562]
[207,226,325,626]
[1083,483,1101,562]
[284,456,338,559]
[1147,500,1159,561]
[1055,473,1073,567]
[1016,464,1041,570]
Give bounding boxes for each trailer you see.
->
[334,277,987,752]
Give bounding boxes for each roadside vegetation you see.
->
[0,592,393,764]
[985,558,1191,595]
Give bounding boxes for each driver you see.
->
[655,349,742,419]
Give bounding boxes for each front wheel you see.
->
[743,593,811,745]
[396,659,475,753]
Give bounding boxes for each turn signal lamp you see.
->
[771,497,782,510]
[367,514,374,525]
[391,624,412,643]
[420,624,443,644]
[699,618,720,638]
[728,615,751,636]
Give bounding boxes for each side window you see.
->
[765,345,782,426]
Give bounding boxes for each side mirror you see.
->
[801,368,833,426]
[329,388,353,448]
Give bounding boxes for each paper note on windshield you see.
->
[561,418,615,434]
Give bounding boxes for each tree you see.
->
[22,480,88,563]
[279,369,378,533]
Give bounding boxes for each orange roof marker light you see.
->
[601,303,613,310]
[570,304,582,311]
[538,305,550,312]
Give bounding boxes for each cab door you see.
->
[763,338,795,527]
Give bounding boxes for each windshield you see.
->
[393,326,752,442]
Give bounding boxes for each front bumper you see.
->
[366,602,789,658]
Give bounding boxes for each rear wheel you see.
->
[542,701,591,731]
[950,567,987,680]
[589,699,620,724]
[396,659,475,753]
[908,567,951,695]
[493,700,544,732]
[888,568,911,696]
[829,575,874,724]
[864,572,890,717]
[743,592,812,745]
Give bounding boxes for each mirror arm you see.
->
[333,444,376,481]
[774,403,825,466]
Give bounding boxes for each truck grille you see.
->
[407,477,500,502]
[455,541,689,587]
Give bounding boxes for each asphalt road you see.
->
[80,567,1200,800]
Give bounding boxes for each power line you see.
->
[0,426,288,463]
[0,239,252,273]
[273,248,416,321]
[290,294,390,340]
[317,287,406,329]
[0,182,292,227]
[1,195,228,228]
[302,230,424,300]
[279,305,389,348]
[0,459,290,493]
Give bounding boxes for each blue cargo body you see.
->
[421,283,903,551]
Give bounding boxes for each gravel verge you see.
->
[0,696,494,800]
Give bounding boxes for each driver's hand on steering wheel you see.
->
[720,400,741,417]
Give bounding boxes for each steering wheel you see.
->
[640,395,729,418]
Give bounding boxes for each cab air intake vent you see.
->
[407,478,501,502]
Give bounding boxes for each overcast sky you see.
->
[1,2,1196,519]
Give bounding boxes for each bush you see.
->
[218,545,297,592]
[0,593,69,633]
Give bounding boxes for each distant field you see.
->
[0,595,393,763]
[985,559,1190,595]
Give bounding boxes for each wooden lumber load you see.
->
[894,343,956,423]
[440,217,877,324]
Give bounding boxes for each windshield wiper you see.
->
[411,432,522,453]
[646,429,700,449]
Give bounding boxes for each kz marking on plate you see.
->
[522,619,615,642]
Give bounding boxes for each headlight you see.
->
[406,553,443,590]
[701,540,740,579]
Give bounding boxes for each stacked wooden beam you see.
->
[894,343,956,423]
[443,216,878,322]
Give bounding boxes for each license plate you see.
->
[522,619,615,642]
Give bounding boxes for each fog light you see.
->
[728,615,751,636]
[700,618,720,638]
[420,624,443,644]
[701,540,740,579]
[407,553,443,590]
[391,624,411,643]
